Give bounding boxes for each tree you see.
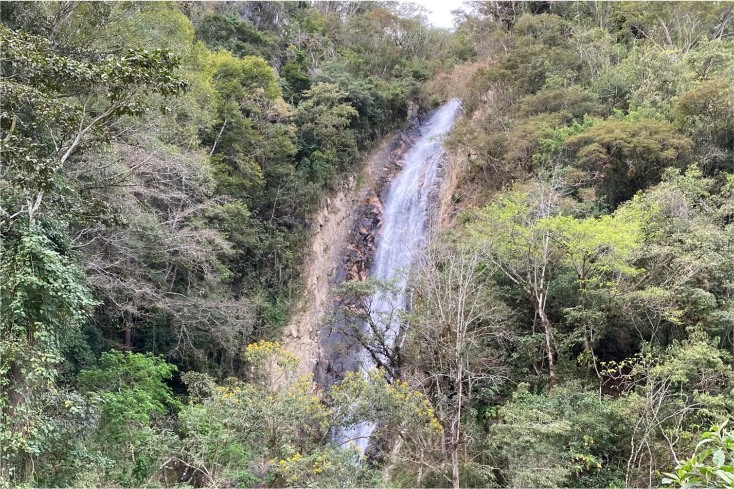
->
[203,50,289,205]
[603,329,734,487]
[0,24,185,485]
[174,341,332,487]
[663,420,734,489]
[331,278,408,382]
[674,78,734,171]
[467,179,648,381]
[172,341,438,487]
[294,82,359,187]
[404,237,511,488]
[329,369,443,457]
[487,382,629,488]
[611,2,732,54]
[0,230,96,484]
[565,117,693,207]
[614,165,734,350]
[195,12,277,59]
[0,25,186,226]
[468,182,562,384]
[542,207,643,369]
[76,351,179,487]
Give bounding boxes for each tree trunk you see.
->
[383,433,404,482]
[450,363,463,489]
[451,446,461,489]
[536,302,556,386]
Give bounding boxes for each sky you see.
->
[412,0,468,29]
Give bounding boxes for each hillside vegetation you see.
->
[1,1,733,488]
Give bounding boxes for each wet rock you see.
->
[406,100,419,121]
[341,187,389,282]
[314,124,423,387]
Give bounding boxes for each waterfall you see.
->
[337,99,462,454]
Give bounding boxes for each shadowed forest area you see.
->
[1,1,733,488]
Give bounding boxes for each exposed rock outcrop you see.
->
[281,120,425,386]
[281,182,355,379]
[343,193,383,282]
[406,100,419,121]
[331,124,424,288]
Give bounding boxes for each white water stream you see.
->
[338,99,462,454]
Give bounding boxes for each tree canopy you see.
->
[1,1,733,488]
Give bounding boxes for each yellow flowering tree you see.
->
[174,341,330,487]
[266,447,369,487]
[172,341,443,487]
[330,370,443,438]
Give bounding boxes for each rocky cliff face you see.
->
[342,193,382,282]
[281,122,422,385]
[281,184,354,380]
[317,125,424,387]
[341,128,421,283]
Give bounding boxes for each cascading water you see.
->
[337,99,462,454]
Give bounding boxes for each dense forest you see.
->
[1,1,733,488]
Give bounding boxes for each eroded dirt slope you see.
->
[281,129,419,378]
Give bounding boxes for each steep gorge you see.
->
[281,122,423,379]
[282,101,463,426]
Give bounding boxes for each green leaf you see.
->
[712,449,726,467]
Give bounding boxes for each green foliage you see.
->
[1,11,189,485]
[4,1,734,487]
[330,370,443,437]
[176,367,332,487]
[517,87,602,118]
[0,227,96,485]
[663,421,734,488]
[78,351,179,439]
[266,447,368,488]
[674,78,734,164]
[294,83,359,186]
[541,210,642,283]
[0,23,186,228]
[174,342,428,487]
[76,351,179,487]
[488,382,628,488]
[565,117,693,206]
[281,61,311,103]
[433,4,734,487]
[196,12,277,59]
[615,165,734,346]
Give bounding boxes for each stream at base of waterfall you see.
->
[335,99,462,455]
